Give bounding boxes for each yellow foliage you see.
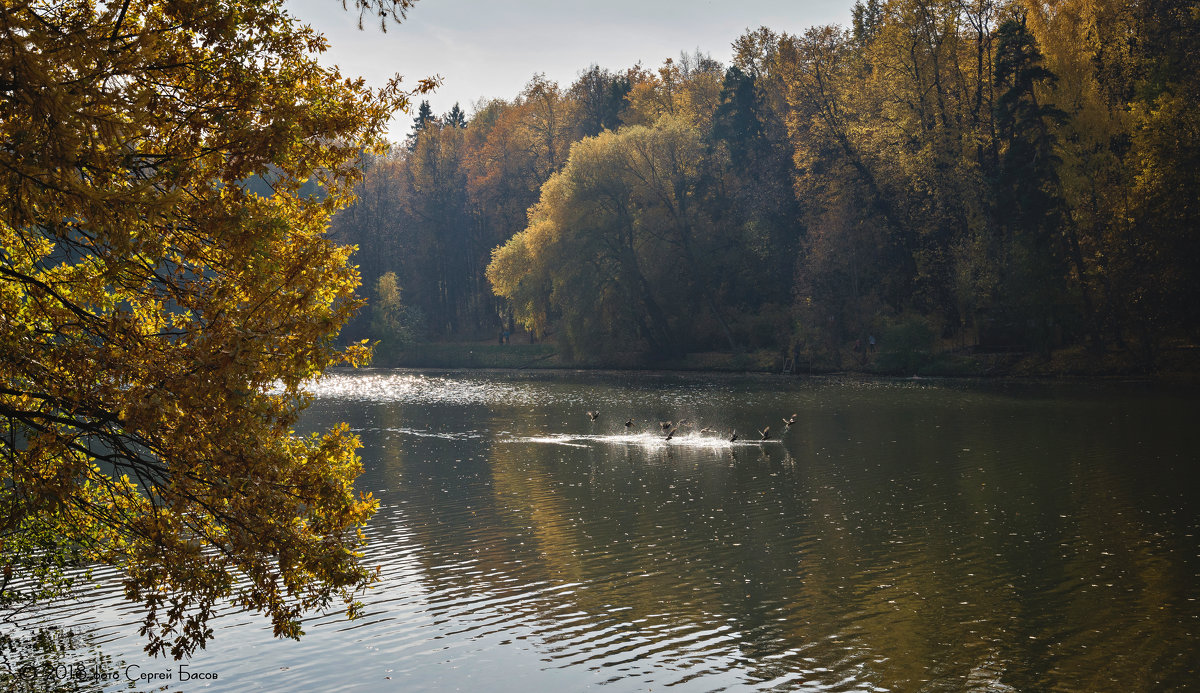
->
[0,0,426,659]
[485,115,716,358]
[624,58,724,131]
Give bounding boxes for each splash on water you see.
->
[501,431,783,450]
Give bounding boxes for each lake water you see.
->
[5,370,1199,691]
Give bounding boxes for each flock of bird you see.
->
[585,410,798,443]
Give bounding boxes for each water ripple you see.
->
[9,372,1199,692]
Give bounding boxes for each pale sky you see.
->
[287,0,858,138]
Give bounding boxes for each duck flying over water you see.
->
[729,430,738,443]
[782,414,797,428]
[659,421,673,431]
[587,411,600,421]
[665,427,677,441]
[758,426,771,440]
[624,418,635,429]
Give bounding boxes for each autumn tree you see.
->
[781,2,1013,348]
[370,271,423,362]
[625,54,724,131]
[1016,0,1200,357]
[0,0,431,658]
[488,116,754,359]
[1112,0,1200,355]
[323,0,1197,371]
[780,24,909,342]
[335,99,536,342]
[568,64,633,138]
[461,91,577,332]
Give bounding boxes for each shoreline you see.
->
[355,340,1200,383]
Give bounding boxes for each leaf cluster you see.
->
[1,0,427,657]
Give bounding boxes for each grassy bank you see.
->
[382,341,783,371]
[388,342,562,369]
[375,338,1200,380]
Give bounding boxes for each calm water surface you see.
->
[6,370,1200,691]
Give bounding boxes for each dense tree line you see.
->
[334,0,1199,365]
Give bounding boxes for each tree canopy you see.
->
[330,1,1197,370]
[0,0,429,658]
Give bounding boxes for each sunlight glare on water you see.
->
[9,370,1200,692]
[306,370,547,406]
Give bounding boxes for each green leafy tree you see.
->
[370,272,423,362]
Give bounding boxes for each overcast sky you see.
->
[287,0,858,138]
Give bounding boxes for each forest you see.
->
[332,0,1200,371]
[0,0,1195,663]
